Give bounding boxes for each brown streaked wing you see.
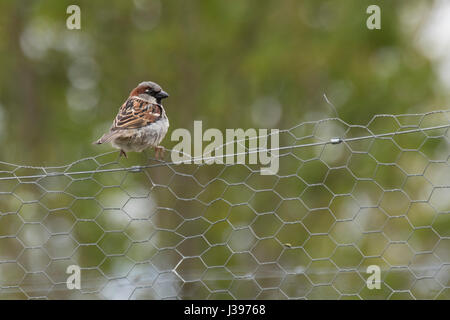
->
[112,97,162,130]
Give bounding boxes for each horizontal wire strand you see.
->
[0,122,448,181]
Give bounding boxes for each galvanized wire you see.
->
[0,110,449,299]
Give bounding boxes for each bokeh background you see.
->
[0,0,449,299]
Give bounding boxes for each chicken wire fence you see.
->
[0,110,450,300]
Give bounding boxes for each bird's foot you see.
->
[119,150,128,158]
[154,146,165,160]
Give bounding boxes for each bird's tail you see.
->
[93,132,119,145]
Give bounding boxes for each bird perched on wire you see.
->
[94,81,170,159]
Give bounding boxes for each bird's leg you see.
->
[154,146,165,160]
[119,150,128,158]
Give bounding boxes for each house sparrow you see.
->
[94,81,169,159]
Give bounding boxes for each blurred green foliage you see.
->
[0,0,444,163]
[0,0,449,300]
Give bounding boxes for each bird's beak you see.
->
[156,90,169,99]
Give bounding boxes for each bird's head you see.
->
[130,81,169,104]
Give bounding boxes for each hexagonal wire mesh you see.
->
[0,110,450,299]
